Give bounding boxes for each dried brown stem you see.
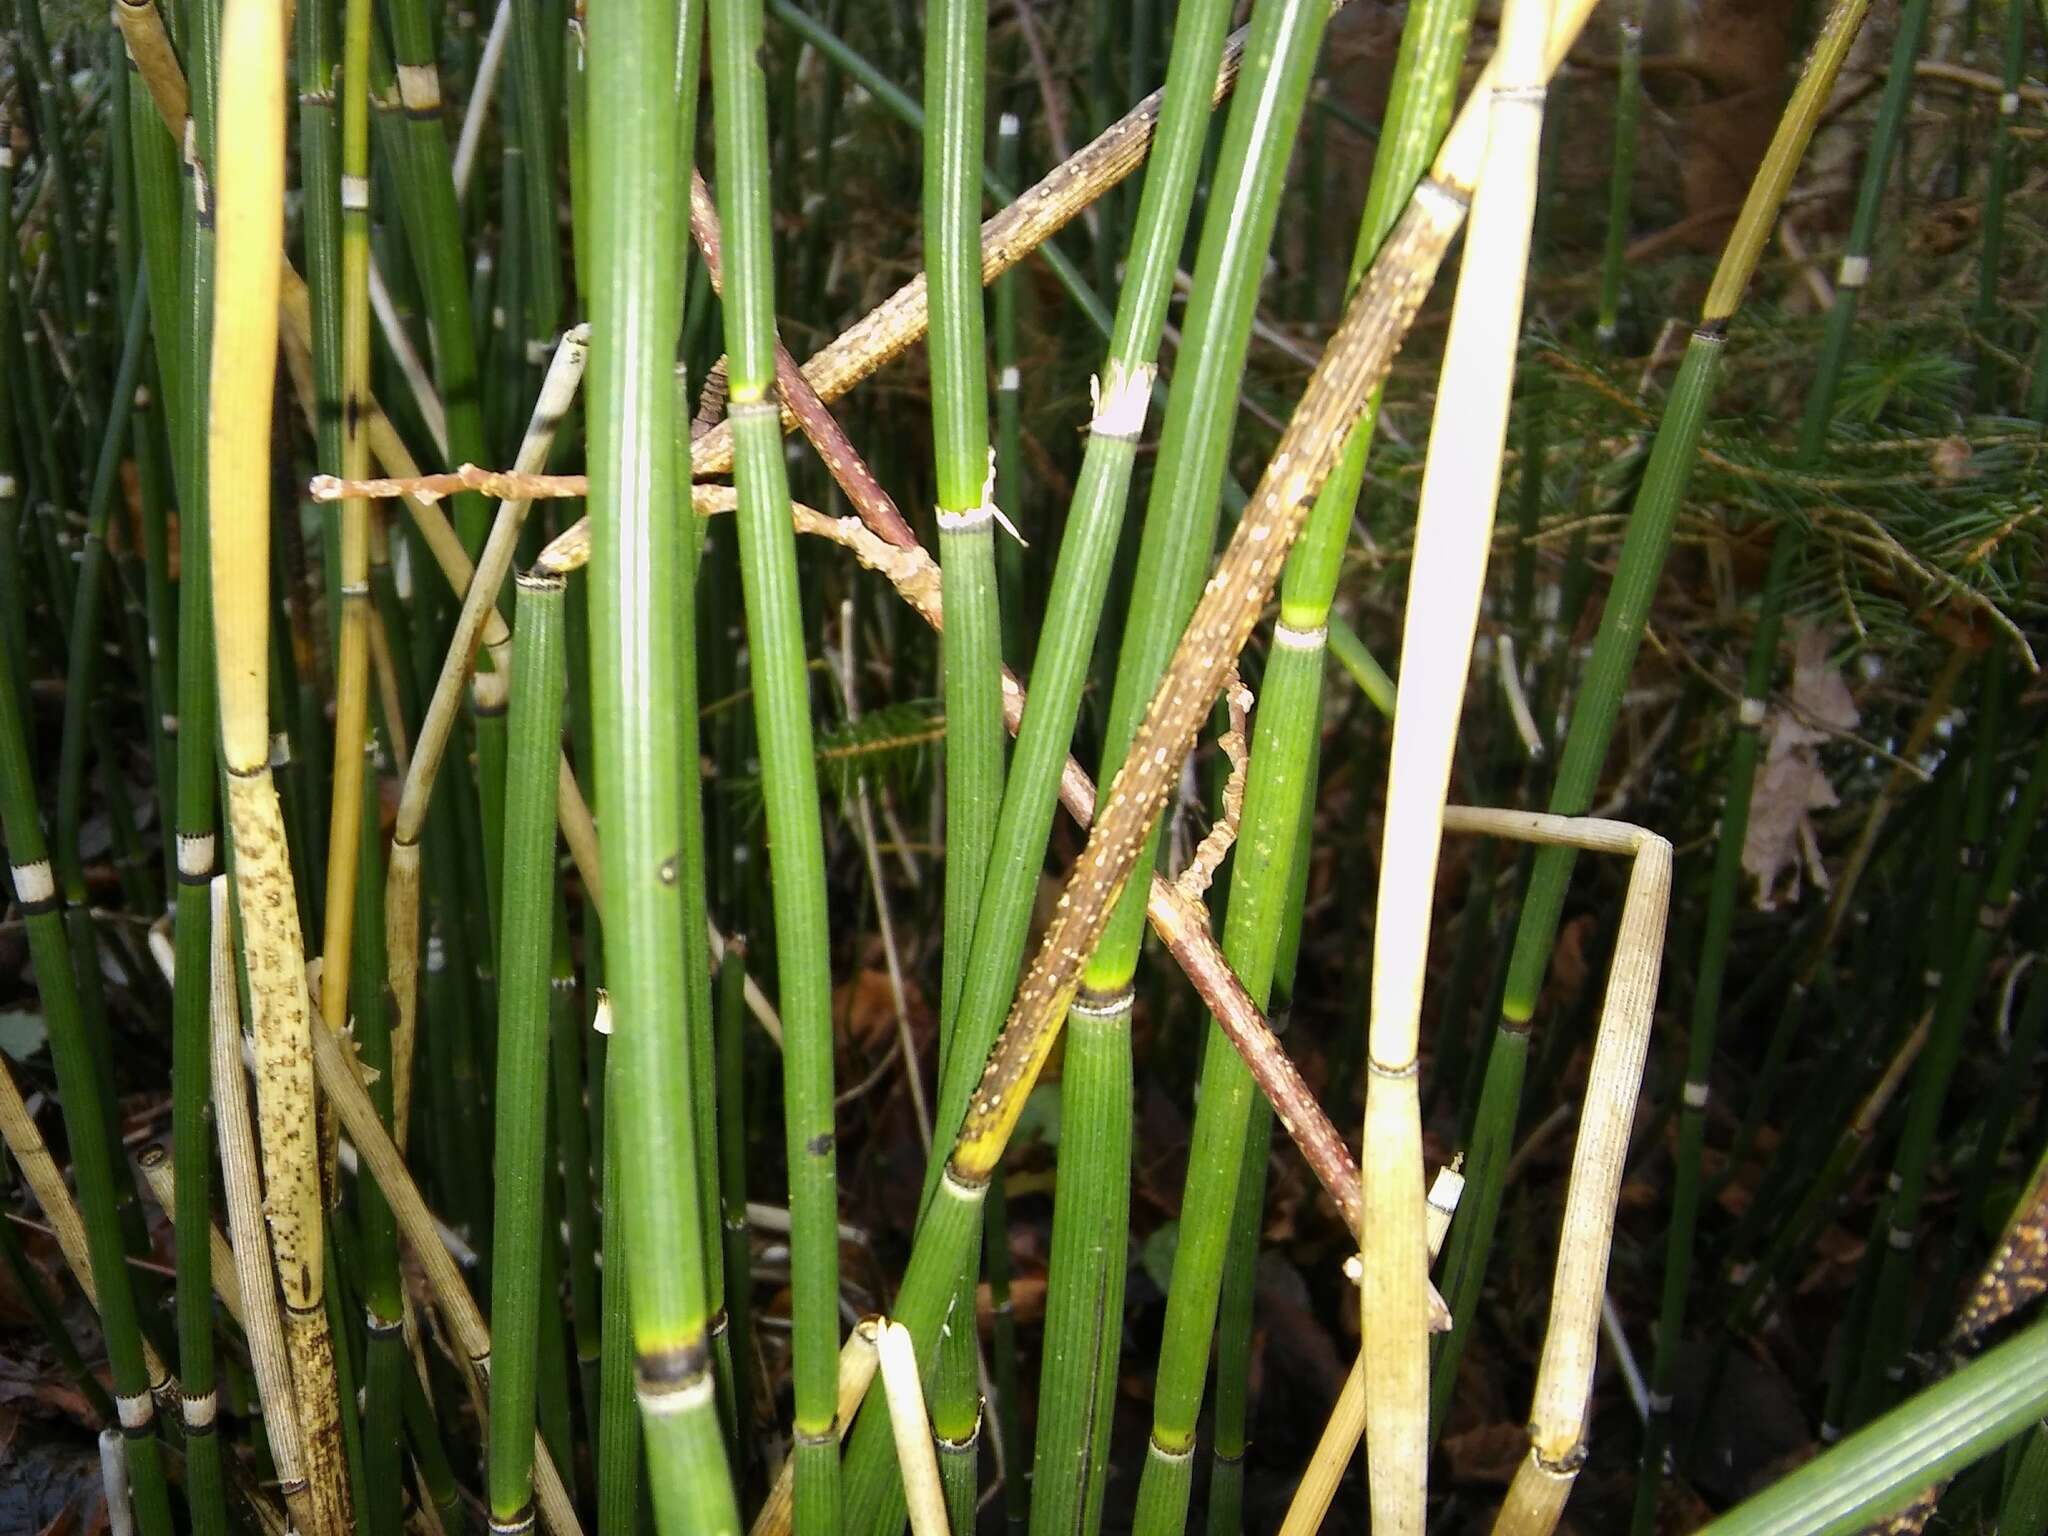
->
[685,171,917,547]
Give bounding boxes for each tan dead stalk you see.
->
[1435,807,1671,1536]
[1360,0,1557,1521]
[1281,1164,1467,1536]
[206,878,316,1536]
[208,2,349,1525]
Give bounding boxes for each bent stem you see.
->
[1434,0,1877,1438]
[1431,808,1671,1536]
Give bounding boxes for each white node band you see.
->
[1068,990,1134,1021]
[637,1373,714,1416]
[936,504,992,531]
[998,365,1020,391]
[1088,361,1155,439]
[10,860,55,906]
[117,1391,154,1430]
[182,1390,218,1428]
[1836,254,1870,289]
[340,174,371,211]
[1682,1080,1711,1109]
[397,63,442,112]
[177,832,217,879]
[1738,696,1768,727]
[1274,622,1326,650]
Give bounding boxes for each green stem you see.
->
[587,0,738,1524]
[487,570,567,1528]
[710,4,839,1528]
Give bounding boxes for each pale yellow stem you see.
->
[1430,809,1671,1536]
[747,1320,884,1536]
[878,1321,953,1536]
[1281,1166,1465,1536]
[207,878,314,1536]
[134,1147,245,1324]
[1360,0,1557,1523]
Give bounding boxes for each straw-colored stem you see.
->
[207,878,315,1536]
[208,2,350,1525]
[1360,0,1553,1523]
[1279,1166,1465,1536]
[747,1320,884,1536]
[1432,810,1671,1536]
[878,1322,954,1536]
[134,1148,244,1325]
[384,327,590,1133]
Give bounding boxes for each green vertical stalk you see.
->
[0,642,175,1536]
[991,108,1029,672]
[1057,3,1334,1530]
[927,0,1002,1047]
[709,3,838,1529]
[380,0,492,554]
[348,740,405,1536]
[1854,711,2048,1413]
[552,915,603,1445]
[1971,0,2029,408]
[487,570,566,1531]
[1595,0,1642,348]
[841,0,1234,1527]
[1433,0,1875,1432]
[151,0,228,1518]
[587,0,737,1525]
[508,0,563,354]
[0,132,26,725]
[926,0,1001,1514]
[53,285,153,1229]
[596,1008,643,1536]
[714,947,758,1477]
[1630,1,1932,1512]
[297,0,343,513]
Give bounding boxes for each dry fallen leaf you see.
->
[1744,626,1860,909]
